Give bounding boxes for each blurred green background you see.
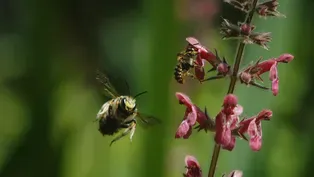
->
[0,0,312,177]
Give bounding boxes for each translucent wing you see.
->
[136,112,161,129]
[96,70,120,98]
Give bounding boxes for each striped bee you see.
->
[174,47,198,84]
[95,70,160,146]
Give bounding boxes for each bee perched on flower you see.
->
[95,70,160,146]
[174,37,231,84]
[174,44,199,84]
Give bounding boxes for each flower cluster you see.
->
[183,155,242,177]
[175,93,273,151]
[221,18,272,50]
[173,0,293,176]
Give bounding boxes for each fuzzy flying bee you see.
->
[95,70,160,146]
[174,47,198,84]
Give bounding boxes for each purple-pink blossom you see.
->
[214,94,273,151]
[215,94,243,151]
[183,155,202,177]
[238,109,272,151]
[175,92,214,139]
[186,37,230,79]
[239,53,294,96]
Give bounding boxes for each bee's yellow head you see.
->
[123,97,136,112]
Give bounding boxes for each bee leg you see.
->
[120,119,135,128]
[129,120,137,142]
[109,120,136,146]
[186,72,196,79]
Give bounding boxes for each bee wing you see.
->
[96,70,120,98]
[136,112,161,129]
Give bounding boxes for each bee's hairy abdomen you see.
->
[97,100,121,136]
[98,115,121,136]
[174,62,195,84]
[174,63,184,84]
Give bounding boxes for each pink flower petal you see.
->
[186,37,202,49]
[247,118,257,137]
[195,55,205,67]
[247,119,262,151]
[229,115,239,130]
[215,112,231,146]
[176,92,193,108]
[222,136,236,151]
[198,47,211,60]
[269,62,278,81]
[254,59,276,75]
[175,120,192,139]
[185,155,200,168]
[183,125,193,139]
[194,66,205,81]
[271,78,279,96]
[276,53,294,63]
[185,106,197,125]
[233,105,243,116]
[257,109,273,121]
[249,135,262,151]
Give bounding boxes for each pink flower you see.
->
[239,109,273,151]
[186,37,216,67]
[183,155,202,177]
[239,53,294,96]
[215,94,243,151]
[175,92,214,139]
[214,95,273,151]
[186,37,230,79]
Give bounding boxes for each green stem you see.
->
[207,0,259,176]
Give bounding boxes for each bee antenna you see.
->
[124,80,131,95]
[134,91,148,98]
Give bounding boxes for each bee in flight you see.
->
[174,46,198,84]
[95,70,160,146]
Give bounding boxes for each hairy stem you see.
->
[207,0,259,176]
